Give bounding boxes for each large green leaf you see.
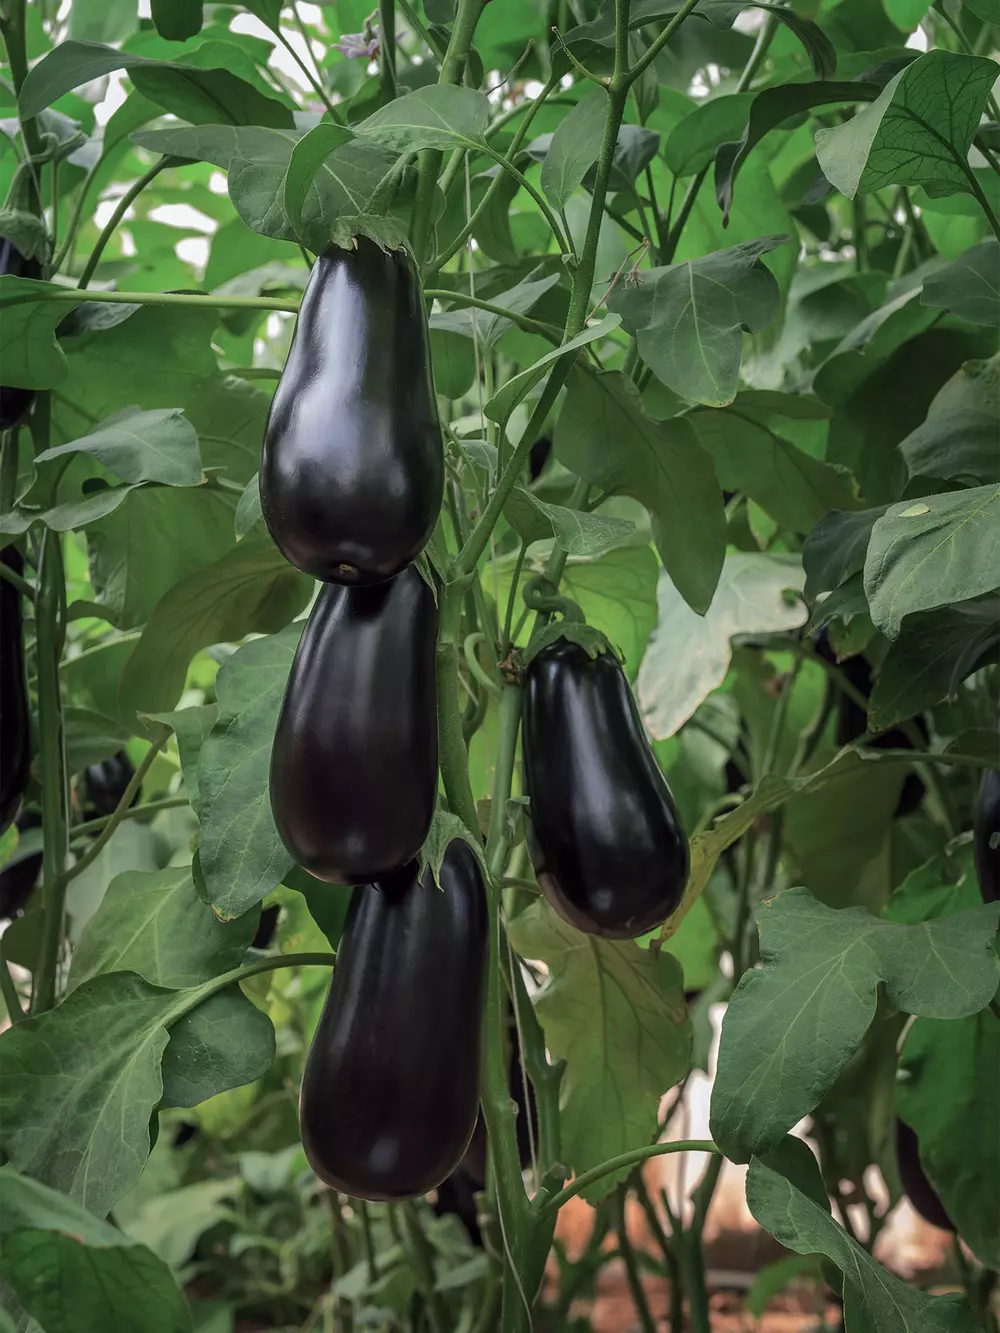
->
[67,867,258,991]
[921,241,1000,328]
[747,1138,981,1333]
[710,887,1000,1162]
[505,489,635,558]
[863,484,1000,639]
[160,989,275,1110]
[357,84,490,153]
[554,370,725,614]
[35,408,204,488]
[869,599,1000,731]
[197,624,302,919]
[20,39,294,127]
[508,899,691,1202]
[607,236,786,407]
[540,89,607,212]
[899,1008,1000,1268]
[483,313,620,424]
[638,553,806,740]
[117,534,311,722]
[664,92,752,178]
[814,50,999,200]
[0,1168,192,1333]
[802,506,887,599]
[898,353,1000,485]
[0,275,73,389]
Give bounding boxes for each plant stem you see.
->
[396,0,448,62]
[31,526,69,1015]
[357,1201,378,1282]
[3,287,302,313]
[629,0,704,81]
[278,28,338,118]
[0,558,33,599]
[76,157,177,290]
[69,794,190,839]
[57,726,170,891]
[615,1184,657,1333]
[377,0,397,103]
[424,289,562,343]
[539,1141,722,1218]
[1,953,25,1022]
[437,583,481,836]
[683,1153,723,1333]
[0,0,45,190]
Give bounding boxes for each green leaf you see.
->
[69,0,137,43]
[507,899,691,1202]
[62,705,131,777]
[869,600,1000,731]
[282,121,356,241]
[899,1008,1000,1268]
[0,973,184,1215]
[160,989,275,1110]
[68,867,258,991]
[921,241,1000,327]
[664,93,752,179]
[688,404,858,533]
[747,1139,982,1332]
[430,273,560,351]
[150,0,203,41]
[197,624,302,920]
[557,546,661,674]
[716,81,880,223]
[234,472,262,539]
[20,40,294,127]
[35,408,204,488]
[132,125,396,246]
[814,51,998,200]
[745,1254,825,1319]
[540,89,607,212]
[863,484,1000,639]
[608,236,786,407]
[483,313,621,423]
[710,886,1000,1162]
[554,371,725,614]
[117,533,311,722]
[505,488,635,558]
[142,704,218,807]
[803,506,888,600]
[898,353,1000,484]
[0,1167,193,1333]
[0,275,72,388]
[638,553,806,740]
[357,85,490,153]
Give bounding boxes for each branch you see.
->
[538,1140,722,1218]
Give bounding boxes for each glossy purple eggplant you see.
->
[895,1118,955,1233]
[270,567,438,884]
[298,842,487,1201]
[260,238,444,586]
[973,706,999,903]
[522,639,688,939]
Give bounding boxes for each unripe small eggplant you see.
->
[82,750,138,819]
[260,238,444,586]
[299,843,487,1201]
[973,707,999,904]
[270,567,438,885]
[522,640,688,938]
[895,1118,954,1233]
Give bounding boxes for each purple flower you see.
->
[334,30,380,59]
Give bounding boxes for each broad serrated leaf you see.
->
[0,1168,192,1333]
[555,370,725,613]
[710,887,1000,1162]
[863,485,1000,639]
[638,553,806,740]
[35,408,204,488]
[117,533,311,722]
[67,867,258,991]
[197,624,303,919]
[747,1139,982,1332]
[814,50,998,200]
[608,236,786,407]
[540,89,607,212]
[921,240,1000,327]
[507,899,691,1201]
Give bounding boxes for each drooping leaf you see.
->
[540,89,608,212]
[430,273,561,351]
[607,236,787,407]
[921,240,1000,327]
[507,899,691,1202]
[638,553,806,740]
[505,488,635,558]
[150,0,203,41]
[802,506,888,600]
[35,408,204,488]
[483,313,621,423]
[282,121,356,239]
[0,1168,192,1333]
[898,353,1000,485]
[141,704,218,807]
[67,867,258,992]
[160,988,276,1109]
[197,624,303,920]
[710,887,1000,1162]
[555,370,725,613]
[0,275,73,388]
[747,1139,981,1332]
[863,485,1000,639]
[664,93,752,179]
[356,85,490,153]
[117,533,311,722]
[814,51,999,200]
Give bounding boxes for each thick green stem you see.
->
[424,289,562,343]
[31,527,69,1015]
[629,0,704,82]
[3,287,301,313]
[0,0,45,196]
[486,685,523,877]
[76,158,177,290]
[377,0,397,102]
[616,1184,658,1333]
[70,794,189,839]
[437,583,480,836]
